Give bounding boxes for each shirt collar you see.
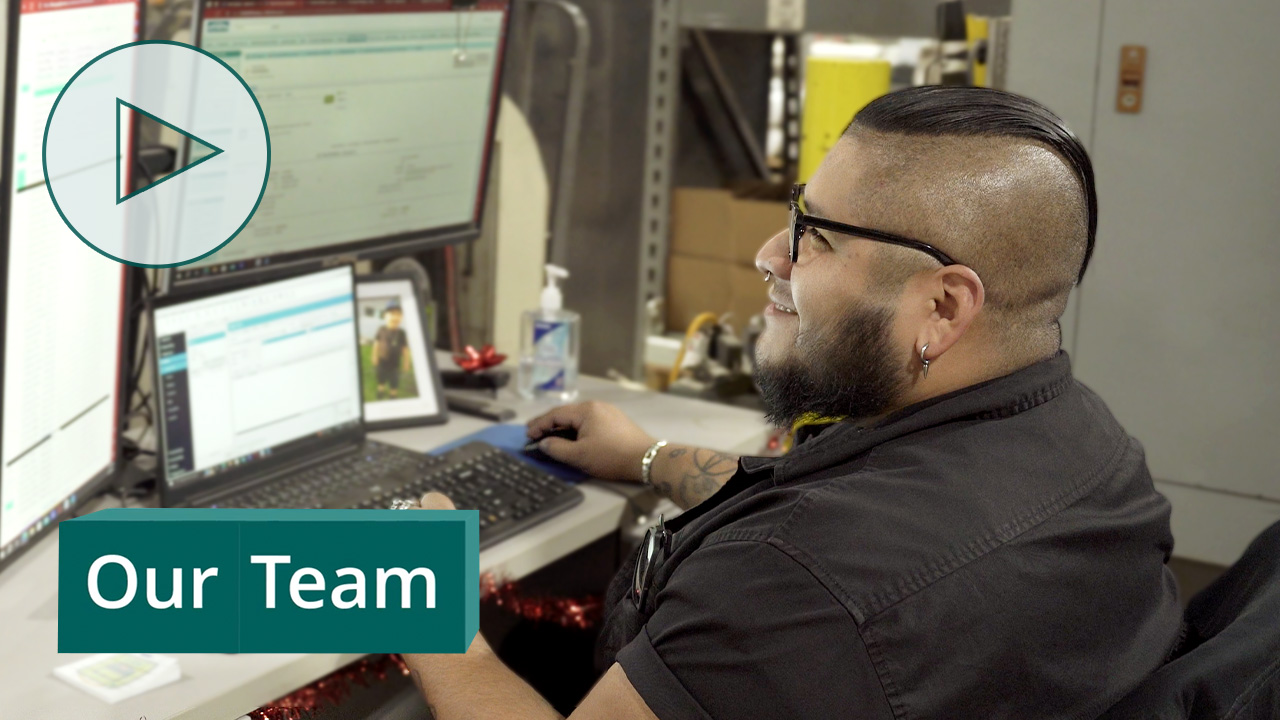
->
[740,351,1075,480]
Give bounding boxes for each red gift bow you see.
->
[453,344,507,372]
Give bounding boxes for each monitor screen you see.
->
[173,0,510,285]
[0,0,137,566]
[153,266,363,491]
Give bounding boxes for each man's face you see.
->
[752,138,917,426]
[385,309,403,329]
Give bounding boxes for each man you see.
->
[371,298,411,399]
[402,86,1183,719]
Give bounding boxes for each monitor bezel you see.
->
[150,264,369,509]
[167,0,514,290]
[0,0,143,576]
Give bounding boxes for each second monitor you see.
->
[174,0,511,285]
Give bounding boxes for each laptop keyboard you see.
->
[211,440,585,549]
[219,442,430,510]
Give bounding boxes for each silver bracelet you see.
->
[641,440,668,487]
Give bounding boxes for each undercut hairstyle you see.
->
[842,86,1097,355]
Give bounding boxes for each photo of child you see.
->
[358,297,420,402]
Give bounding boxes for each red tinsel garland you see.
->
[249,572,602,719]
[247,654,410,720]
[479,572,602,631]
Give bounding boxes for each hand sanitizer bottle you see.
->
[518,264,580,401]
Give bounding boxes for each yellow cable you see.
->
[667,312,720,387]
[782,413,845,453]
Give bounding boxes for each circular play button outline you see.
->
[43,40,271,268]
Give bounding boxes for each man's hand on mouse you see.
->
[526,401,656,483]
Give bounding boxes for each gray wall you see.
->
[1008,0,1280,565]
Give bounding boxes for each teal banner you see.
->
[58,509,478,653]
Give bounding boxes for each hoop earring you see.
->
[919,343,931,379]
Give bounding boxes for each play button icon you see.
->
[44,41,270,267]
[115,99,224,205]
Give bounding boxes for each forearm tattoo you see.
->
[654,447,737,508]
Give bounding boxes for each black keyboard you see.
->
[211,440,585,549]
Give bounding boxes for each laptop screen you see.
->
[153,266,362,489]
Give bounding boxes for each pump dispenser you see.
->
[518,264,581,400]
[540,264,568,311]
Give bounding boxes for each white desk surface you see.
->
[0,366,766,720]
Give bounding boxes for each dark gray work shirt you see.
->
[599,352,1183,719]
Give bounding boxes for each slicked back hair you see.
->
[846,86,1097,283]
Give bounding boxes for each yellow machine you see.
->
[967,14,990,87]
[798,57,891,183]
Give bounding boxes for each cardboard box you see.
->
[671,189,734,262]
[666,255,732,334]
[729,264,770,332]
[671,188,788,267]
[729,196,788,267]
[666,255,771,335]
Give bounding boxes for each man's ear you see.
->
[918,265,984,359]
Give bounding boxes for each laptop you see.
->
[152,265,423,508]
[151,265,583,542]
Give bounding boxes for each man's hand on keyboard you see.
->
[418,492,455,510]
[526,402,656,483]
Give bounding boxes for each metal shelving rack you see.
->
[629,0,1009,377]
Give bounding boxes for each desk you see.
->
[0,365,766,720]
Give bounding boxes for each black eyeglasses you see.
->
[632,514,671,610]
[790,184,960,267]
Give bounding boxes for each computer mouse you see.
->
[522,427,578,457]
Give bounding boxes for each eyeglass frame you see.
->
[789,183,960,268]
[632,514,671,610]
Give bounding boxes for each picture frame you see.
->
[355,272,448,430]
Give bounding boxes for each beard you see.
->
[753,300,905,428]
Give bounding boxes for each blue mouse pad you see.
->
[429,424,589,484]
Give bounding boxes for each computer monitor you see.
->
[171,0,511,287]
[152,265,364,504]
[0,0,140,571]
